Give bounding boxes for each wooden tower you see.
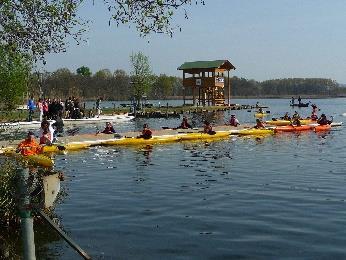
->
[177,60,236,106]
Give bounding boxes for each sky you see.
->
[43,0,346,83]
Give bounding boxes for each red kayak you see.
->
[274,125,312,133]
[313,124,331,132]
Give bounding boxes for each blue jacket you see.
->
[27,99,35,110]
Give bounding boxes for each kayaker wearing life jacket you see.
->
[39,120,55,144]
[102,122,116,134]
[178,116,192,129]
[310,112,318,121]
[292,111,300,120]
[16,131,43,156]
[203,120,216,135]
[138,124,152,139]
[317,114,331,125]
[291,118,301,126]
[254,119,265,129]
[282,112,291,120]
[229,115,240,127]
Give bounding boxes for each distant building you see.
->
[177,60,235,106]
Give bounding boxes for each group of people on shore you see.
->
[27,96,85,122]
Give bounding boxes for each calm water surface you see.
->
[4,98,346,259]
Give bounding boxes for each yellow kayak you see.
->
[101,135,181,146]
[101,131,230,146]
[255,113,267,117]
[238,128,274,136]
[42,142,91,152]
[265,119,314,126]
[1,150,54,167]
[178,131,230,141]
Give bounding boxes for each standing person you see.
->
[16,131,43,156]
[298,96,302,105]
[42,99,49,119]
[37,98,44,122]
[291,97,295,105]
[52,114,64,136]
[229,114,240,127]
[96,97,102,118]
[27,96,35,121]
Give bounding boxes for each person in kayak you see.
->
[16,131,43,156]
[292,111,300,119]
[229,114,240,127]
[102,122,116,134]
[291,118,301,126]
[39,120,55,144]
[310,112,318,121]
[258,108,264,113]
[282,112,291,120]
[138,124,152,139]
[203,121,216,135]
[254,119,265,129]
[317,114,331,125]
[178,116,192,129]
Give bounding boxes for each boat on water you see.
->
[290,102,310,107]
[266,119,314,126]
[63,114,134,124]
[0,120,55,128]
[0,114,134,128]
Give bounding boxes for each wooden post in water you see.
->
[166,103,169,118]
[18,167,36,260]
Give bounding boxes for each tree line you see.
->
[27,70,346,102]
[28,67,184,102]
[228,77,346,97]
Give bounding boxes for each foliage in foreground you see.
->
[0,47,32,110]
[0,0,203,62]
[0,160,19,226]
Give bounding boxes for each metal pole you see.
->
[36,209,92,260]
[18,167,36,260]
[228,70,230,105]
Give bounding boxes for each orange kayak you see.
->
[313,124,331,132]
[274,125,312,132]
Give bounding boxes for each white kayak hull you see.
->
[63,114,134,124]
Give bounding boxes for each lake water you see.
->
[2,98,346,259]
